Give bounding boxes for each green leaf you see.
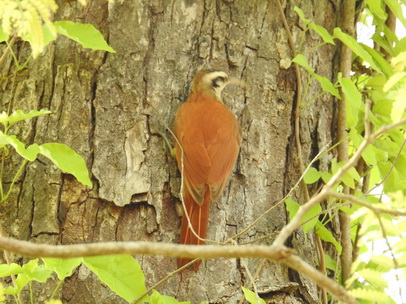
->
[362,44,393,76]
[303,167,321,184]
[0,263,23,277]
[384,72,406,92]
[11,274,29,295]
[4,135,40,161]
[30,266,53,283]
[292,54,314,74]
[350,129,378,165]
[150,289,189,304]
[241,287,266,304]
[391,87,406,122]
[54,21,116,53]
[339,77,363,129]
[349,288,389,302]
[378,162,403,193]
[366,0,386,19]
[372,32,394,57]
[308,23,335,45]
[357,269,387,288]
[23,24,57,54]
[42,258,82,280]
[347,166,361,183]
[333,28,382,73]
[22,259,52,283]
[340,77,362,108]
[39,143,92,187]
[324,253,337,271]
[368,255,394,273]
[285,198,321,233]
[314,74,340,99]
[294,6,310,25]
[0,109,51,127]
[83,255,147,303]
[4,259,52,295]
[0,26,8,42]
[315,222,342,254]
[320,171,331,183]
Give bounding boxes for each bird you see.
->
[173,69,242,270]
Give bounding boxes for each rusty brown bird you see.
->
[173,69,241,270]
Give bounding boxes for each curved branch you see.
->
[0,236,357,303]
[283,255,357,304]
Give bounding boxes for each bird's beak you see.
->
[226,77,246,88]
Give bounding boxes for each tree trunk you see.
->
[0,0,338,303]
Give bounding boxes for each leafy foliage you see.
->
[83,256,147,302]
[0,255,196,303]
[0,109,92,202]
[290,4,406,303]
[0,0,57,57]
[53,21,116,53]
[0,0,115,57]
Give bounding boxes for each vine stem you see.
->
[2,159,28,203]
[275,1,328,302]
[132,259,200,304]
[337,0,356,285]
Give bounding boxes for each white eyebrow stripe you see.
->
[203,71,228,83]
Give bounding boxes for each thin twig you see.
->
[363,138,406,197]
[376,215,403,301]
[238,260,268,304]
[316,235,328,304]
[282,255,357,304]
[226,145,327,243]
[275,4,329,302]
[240,257,262,304]
[328,192,406,217]
[0,36,18,69]
[275,0,309,201]
[132,259,200,304]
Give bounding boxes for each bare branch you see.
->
[282,255,357,304]
[0,236,293,260]
[329,192,406,217]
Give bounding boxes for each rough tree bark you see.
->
[0,0,338,303]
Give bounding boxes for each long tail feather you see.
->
[178,185,210,270]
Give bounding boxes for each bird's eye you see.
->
[212,76,226,88]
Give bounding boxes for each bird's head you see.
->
[191,69,243,102]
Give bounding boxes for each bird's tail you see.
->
[178,185,210,270]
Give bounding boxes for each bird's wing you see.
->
[207,123,241,202]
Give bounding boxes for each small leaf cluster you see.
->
[0,0,57,57]
[0,255,189,303]
[0,109,92,204]
[0,0,115,57]
[347,192,406,303]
